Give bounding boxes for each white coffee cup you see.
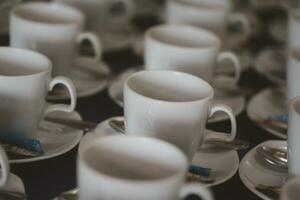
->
[0,47,77,138]
[287,49,300,101]
[281,177,300,200]
[10,2,102,76]
[54,0,134,34]
[78,135,214,200]
[124,70,237,160]
[145,24,241,83]
[0,146,9,187]
[166,0,250,39]
[288,96,300,177]
[288,9,300,49]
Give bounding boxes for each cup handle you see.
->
[179,183,213,200]
[228,12,251,38]
[207,103,237,140]
[0,146,9,187]
[77,32,103,62]
[217,51,241,84]
[44,76,77,115]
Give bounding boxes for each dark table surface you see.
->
[1,10,287,200]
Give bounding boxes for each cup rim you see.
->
[11,2,85,27]
[145,24,221,50]
[169,0,231,10]
[281,177,300,200]
[125,70,214,104]
[79,135,188,184]
[0,47,52,78]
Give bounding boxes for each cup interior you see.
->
[0,48,50,76]
[126,71,213,102]
[147,25,220,48]
[81,136,187,181]
[12,2,83,25]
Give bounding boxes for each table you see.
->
[1,6,287,198]
[4,45,281,200]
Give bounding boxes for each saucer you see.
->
[254,48,286,85]
[101,30,133,52]
[10,110,83,163]
[247,87,287,139]
[79,116,240,187]
[239,140,287,200]
[47,56,110,100]
[108,67,245,123]
[1,173,25,196]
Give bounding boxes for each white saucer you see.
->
[254,48,286,85]
[10,110,83,164]
[247,87,287,139]
[79,116,239,187]
[47,56,110,100]
[108,67,245,123]
[1,173,25,196]
[239,140,287,200]
[101,30,133,52]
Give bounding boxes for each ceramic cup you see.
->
[124,70,237,160]
[54,0,134,47]
[78,135,214,200]
[288,96,300,177]
[10,2,102,76]
[0,146,9,187]
[281,177,300,200]
[288,9,300,48]
[0,47,77,138]
[166,0,251,40]
[145,24,241,84]
[287,49,300,101]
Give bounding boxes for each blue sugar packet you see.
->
[269,115,288,124]
[0,132,44,155]
[189,165,211,177]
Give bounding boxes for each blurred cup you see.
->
[10,2,102,76]
[78,135,214,200]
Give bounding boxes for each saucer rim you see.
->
[79,116,240,187]
[239,140,287,200]
[247,87,287,139]
[9,111,83,164]
[47,59,110,100]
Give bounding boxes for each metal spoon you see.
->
[109,119,250,150]
[256,146,287,169]
[54,188,78,200]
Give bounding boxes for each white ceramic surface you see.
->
[166,0,250,40]
[47,56,110,100]
[79,116,239,187]
[287,96,300,176]
[254,47,286,85]
[281,177,300,200]
[0,47,76,138]
[288,9,300,49]
[10,110,83,163]
[10,2,102,76]
[287,49,300,101]
[108,67,245,123]
[79,135,213,200]
[124,70,237,160]
[1,173,25,196]
[239,140,287,200]
[145,24,241,83]
[54,0,134,52]
[247,87,287,139]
